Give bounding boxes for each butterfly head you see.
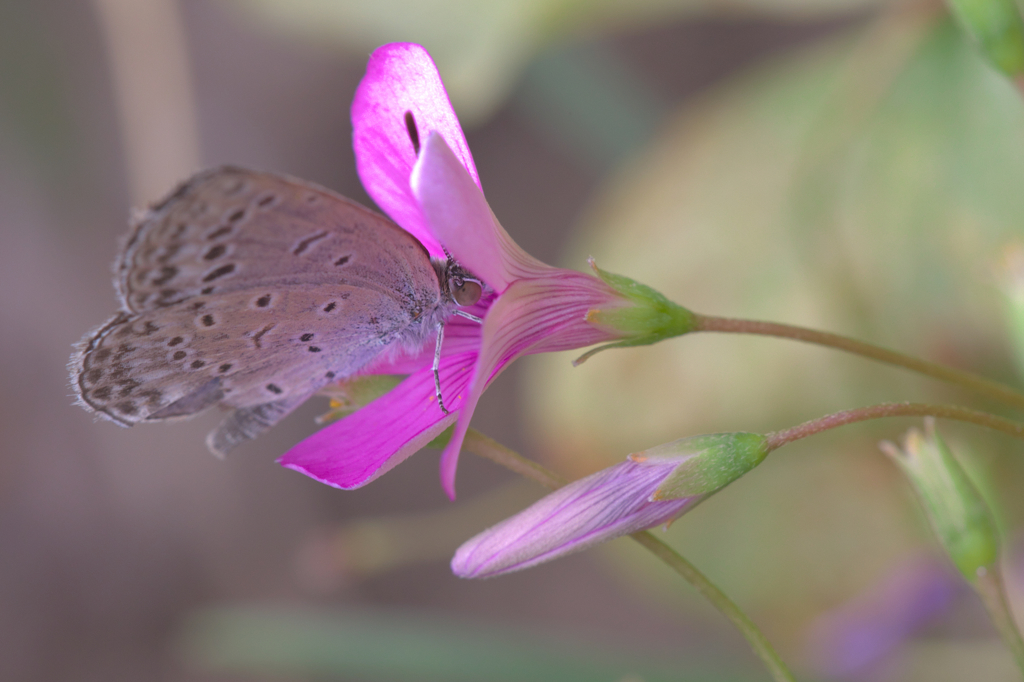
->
[436,248,483,308]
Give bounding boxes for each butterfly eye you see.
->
[453,279,482,306]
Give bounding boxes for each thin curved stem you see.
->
[630,532,796,682]
[461,428,797,682]
[765,402,1024,451]
[693,314,1024,413]
[975,567,1024,676]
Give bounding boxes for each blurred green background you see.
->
[3,0,1024,680]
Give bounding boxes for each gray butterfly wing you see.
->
[115,166,436,313]
[72,167,443,454]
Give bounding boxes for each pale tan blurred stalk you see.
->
[293,480,542,591]
[92,0,201,205]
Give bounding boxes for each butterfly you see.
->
[70,166,482,455]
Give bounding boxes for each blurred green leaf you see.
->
[944,0,1024,74]
[179,604,755,681]
[228,0,883,125]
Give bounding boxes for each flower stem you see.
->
[630,531,796,682]
[462,430,566,489]
[764,402,1024,451]
[693,314,1024,413]
[462,428,797,682]
[974,566,1024,677]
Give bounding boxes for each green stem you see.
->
[462,430,566,489]
[693,314,1024,413]
[764,402,1024,451]
[462,428,797,682]
[630,532,796,682]
[974,566,1024,677]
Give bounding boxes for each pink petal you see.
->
[438,275,625,497]
[352,43,478,259]
[279,351,476,488]
[412,133,548,290]
[452,459,698,578]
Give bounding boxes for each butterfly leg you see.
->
[433,320,448,415]
[453,310,482,323]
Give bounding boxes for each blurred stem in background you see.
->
[91,0,201,204]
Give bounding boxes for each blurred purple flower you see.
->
[279,43,632,498]
[804,555,962,679]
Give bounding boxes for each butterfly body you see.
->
[71,167,468,455]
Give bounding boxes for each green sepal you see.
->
[946,0,1024,75]
[316,375,406,424]
[426,425,455,449]
[638,432,769,500]
[576,260,697,365]
[883,420,1000,582]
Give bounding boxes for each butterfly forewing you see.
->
[73,167,445,451]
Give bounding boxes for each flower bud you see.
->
[574,259,696,365]
[639,432,769,500]
[452,432,767,578]
[881,419,999,582]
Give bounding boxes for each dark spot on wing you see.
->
[191,360,205,369]
[173,350,187,360]
[335,255,350,266]
[204,244,226,260]
[308,346,321,353]
[252,324,274,349]
[256,294,271,307]
[293,231,329,255]
[168,336,184,347]
[266,383,283,395]
[218,363,232,373]
[117,379,140,396]
[202,263,236,282]
[207,225,233,240]
[152,266,178,285]
[156,243,182,264]
[201,314,215,327]
[300,333,314,342]
[257,194,277,207]
[323,301,337,313]
[325,371,335,379]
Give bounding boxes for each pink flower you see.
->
[279,43,635,498]
[452,432,769,578]
[452,457,702,578]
